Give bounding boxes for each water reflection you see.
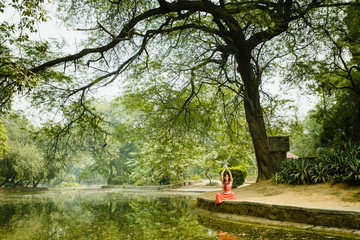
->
[0,190,356,240]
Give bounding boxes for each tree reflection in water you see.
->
[0,190,356,240]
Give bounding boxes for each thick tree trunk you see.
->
[13,180,22,188]
[114,160,122,177]
[107,162,114,185]
[33,180,41,188]
[236,56,275,182]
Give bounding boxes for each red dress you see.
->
[215,181,237,205]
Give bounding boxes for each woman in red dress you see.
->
[215,165,237,205]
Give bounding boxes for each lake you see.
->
[0,189,355,239]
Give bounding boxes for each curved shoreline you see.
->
[196,196,360,234]
[193,207,360,239]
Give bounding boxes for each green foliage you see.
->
[289,117,322,157]
[275,141,360,185]
[329,174,346,184]
[0,1,49,110]
[285,5,360,149]
[0,114,47,186]
[310,162,327,184]
[293,159,311,185]
[272,172,284,185]
[218,166,247,188]
[133,179,149,186]
[112,176,133,185]
[277,159,312,185]
[3,0,357,185]
[0,119,9,160]
[190,175,201,180]
[345,160,360,185]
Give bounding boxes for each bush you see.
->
[321,141,360,185]
[277,159,319,184]
[190,175,202,180]
[112,176,133,185]
[329,173,346,183]
[345,160,360,185]
[277,159,311,185]
[59,182,80,187]
[272,172,284,185]
[217,166,247,188]
[310,162,328,184]
[275,141,360,186]
[134,179,148,186]
[290,159,311,184]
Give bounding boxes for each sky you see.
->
[3,2,319,124]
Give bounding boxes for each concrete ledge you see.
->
[194,207,360,238]
[197,197,360,230]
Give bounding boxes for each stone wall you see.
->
[197,197,360,230]
[268,136,290,167]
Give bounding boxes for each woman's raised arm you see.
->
[220,168,225,183]
[226,166,233,183]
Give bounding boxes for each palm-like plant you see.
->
[323,150,348,175]
[289,159,311,184]
[310,162,327,184]
[278,159,297,184]
[272,172,284,185]
[329,173,346,183]
[345,160,360,185]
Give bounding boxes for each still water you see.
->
[0,189,356,240]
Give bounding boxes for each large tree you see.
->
[1,0,356,181]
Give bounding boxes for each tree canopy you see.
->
[1,0,359,182]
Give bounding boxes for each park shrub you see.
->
[112,176,133,185]
[329,173,346,183]
[310,162,328,184]
[290,158,311,184]
[190,175,201,180]
[276,159,307,184]
[217,166,247,188]
[320,141,360,185]
[134,179,148,186]
[59,182,80,187]
[112,177,123,185]
[272,172,284,185]
[274,141,360,186]
[277,158,326,185]
[345,159,360,185]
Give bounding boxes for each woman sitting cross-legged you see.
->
[215,165,237,206]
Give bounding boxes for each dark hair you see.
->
[223,172,230,183]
